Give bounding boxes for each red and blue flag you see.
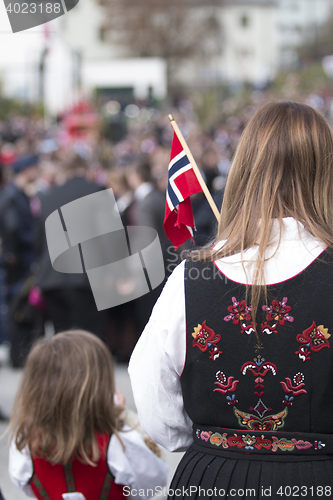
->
[163,133,202,248]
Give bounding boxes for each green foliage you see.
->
[0,96,43,120]
[270,64,330,95]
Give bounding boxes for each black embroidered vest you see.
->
[181,251,333,454]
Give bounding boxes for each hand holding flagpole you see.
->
[168,115,220,222]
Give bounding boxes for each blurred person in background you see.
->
[126,155,168,255]
[35,158,60,194]
[126,156,169,333]
[200,147,220,194]
[192,148,225,247]
[0,162,9,346]
[36,153,108,340]
[150,146,169,195]
[2,155,39,290]
[105,167,136,361]
[1,154,41,367]
[0,161,10,420]
[107,167,133,227]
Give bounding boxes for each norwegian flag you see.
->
[163,133,202,248]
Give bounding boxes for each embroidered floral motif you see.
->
[213,298,322,430]
[234,407,288,431]
[225,297,293,337]
[253,398,269,418]
[214,371,239,399]
[261,321,278,335]
[240,321,257,335]
[280,373,307,399]
[200,431,212,442]
[241,358,277,377]
[226,394,238,405]
[209,432,228,447]
[295,346,311,362]
[283,395,294,407]
[291,439,313,451]
[262,297,294,325]
[192,321,222,360]
[315,441,326,450]
[224,297,251,325]
[254,376,264,397]
[195,429,316,453]
[238,357,277,416]
[296,322,330,361]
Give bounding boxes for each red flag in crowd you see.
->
[163,133,202,249]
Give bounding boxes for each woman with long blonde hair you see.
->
[9,330,168,500]
[129,101,333,498]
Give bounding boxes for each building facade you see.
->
[1,0,333,114]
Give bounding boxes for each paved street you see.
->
[0,345,183,499]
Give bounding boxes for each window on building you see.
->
[240,14,250,28]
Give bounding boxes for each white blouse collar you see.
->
[214,217,327,285]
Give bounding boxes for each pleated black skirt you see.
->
[169,443,333,500]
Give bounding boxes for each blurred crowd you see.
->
[0,99,236,369]
[0,87,332,373]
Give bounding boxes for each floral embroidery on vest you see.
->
[280,372,307,406]
[262,297,294,326]
[190,295,330,431]
[215,297,313,430]
[192,321,222,360]
[296,322,330,361]
[224,297,294,337]
[214,371,239,404]
[233,407,288,431]
[224,297,251,324]
[195,428,322,453]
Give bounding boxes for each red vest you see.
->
[30,434,126,500]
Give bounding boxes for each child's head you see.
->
[10,330,120,465]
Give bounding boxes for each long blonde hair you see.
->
[200,101,333,324]
[10,330,123,466]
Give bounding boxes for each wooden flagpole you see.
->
[168,114,220,222]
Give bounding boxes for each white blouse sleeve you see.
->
[8,441,35,497]
[107,428,168,496]
[128,260,193,452]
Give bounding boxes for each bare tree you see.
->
[98,0,223,89]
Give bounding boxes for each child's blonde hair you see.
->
[10,330,123,466]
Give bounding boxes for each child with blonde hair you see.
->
[9,330,168,500]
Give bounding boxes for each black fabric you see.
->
[170,251,333,496]
[170,445,333,499]
[43,289,107,340]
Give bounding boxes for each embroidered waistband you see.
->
[193,425,333,455]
